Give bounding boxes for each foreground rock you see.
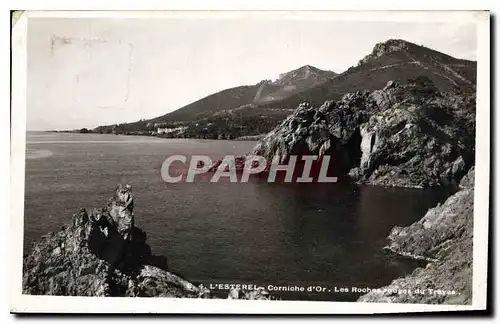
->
[249,77,475,187]
[358,167,474,304]
[23,185,208,297]
[228,287,273,300]
[23,185,272,300]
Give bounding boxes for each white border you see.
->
[21,10,485,22]
[471,12,490,310]
[10,10,490,314]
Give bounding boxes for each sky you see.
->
[26,13,478,131]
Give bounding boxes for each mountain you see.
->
[155,85,261,122]
[148,64,338,122]
[93,64,338,138]
[257,39,476,111]
[92,39,476,139]
[252,65,338,105]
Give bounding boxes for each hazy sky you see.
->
[26,14,478,131]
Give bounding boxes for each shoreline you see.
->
[358,167,474,304]
[34,130,261,143]
[21,172,465,302]
[27,78,475,303]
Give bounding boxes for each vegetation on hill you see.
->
[90,39,476,140]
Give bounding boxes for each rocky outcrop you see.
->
[358,167,474,304]
[358,39,411,65]
[252,90,375,174]
[205,77,476,304]
[228,287,273,300]
[23,185,208,297]
[23,185,273,300]
[250,77,475,187]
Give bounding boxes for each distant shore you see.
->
[43,129,266,141]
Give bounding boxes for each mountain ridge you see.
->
[91,39,476,139]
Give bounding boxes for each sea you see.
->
[23,131,452,301]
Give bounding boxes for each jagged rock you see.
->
[227,288,241,299]
[356,78,474,187]
[107,184,134,240]
[23,185,209,298]
[358,39,412,66]
[249,77,475,188]
[248,94,374,180]
[227,287,271,300]
[253,102,334,162]
[459,166,475,188]
[358,167,474,304]
[208,155,247,173]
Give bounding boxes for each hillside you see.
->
[92,64,337,137]
[148,65,337,123]
[252,65,338,104]
[92,39,476,139]
[258,39,476,110]
[153,85,261,122]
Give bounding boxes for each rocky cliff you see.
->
[205,76,476,304]
[23,185,270,300]
[23,185,207,297]
[250,77,475,188]
[358,167,475,304]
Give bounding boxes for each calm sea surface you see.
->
[24,132,452,301]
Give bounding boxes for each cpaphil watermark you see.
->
[160,154,339,183]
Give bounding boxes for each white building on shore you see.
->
[157,126,187,135]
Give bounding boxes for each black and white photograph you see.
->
[9,10,490,314]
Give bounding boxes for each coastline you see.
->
[22,184,271,300]
[358,167,474,304]
[25,79,475,303]
[22,176,472,303]
[34,130,261,143]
